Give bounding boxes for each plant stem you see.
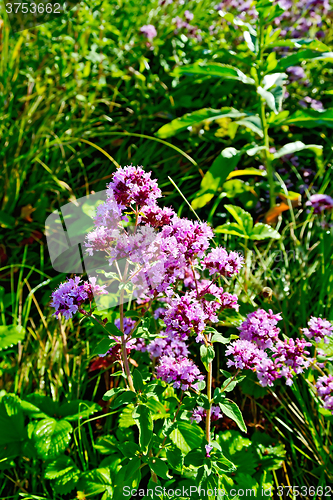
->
[206,361,212,443]
[260,99,275,209]
[119,259,135,393]
[120,298,135,392]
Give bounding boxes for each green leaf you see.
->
[250,223,281,240]
[77,468,113,497]
[235,116,263,137]
[200,345,215,371]
[132,370,144,392]
[212,333,230,344]
[28,418,72,459]
[149,458,169,479]
[102,387,126,401]
[282,108,333,128]
[45,456,81,495]
[132,405,153,453]
[91,337,116,357]
[274,50,333,71]
[219,399,247,433]
[273,141,323,173]
[170,421,204,454]
[225,204,253,233]
[119,441,141,458]
[110,391,136,409]
[192,147,242,210]
[214,222,248,239]
[0,393,26,461]
[0,325,26,350]
[0,210,15,228]
[155,107,245,139]
[173,62,255,85]
[166,448,183,471]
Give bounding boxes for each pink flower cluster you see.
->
[226,312,333,390]
[315,375,333,412]
[156,355,205,390]
[191,405,222,424]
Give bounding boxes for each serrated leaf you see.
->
[77,468,113,497]
[0,394,26,461]
[45,456,80,495]
[28,418,72,459]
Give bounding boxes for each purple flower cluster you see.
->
[114,317,136,335]
[190,405,222,424]
[306,194,333,214]
[302,316,333,343]
[226,339,268,371]
[226,310,314,387]
[164,284,238,343]
[156,355,205,390]
[203,247,244,277]
[238,309,282,350]
[315,375,333,413]
[50,277,107,320]
[146,334,189,359]
[272,338,312,385]
[173,11,202,40]
[140,25,157,40]
[299,96,324,111]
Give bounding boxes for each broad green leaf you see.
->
[192,147,241,210]
[149,458,169,479]
[132,404,153,453]
[155,107,245,139]
[226,168,266,180]
[212,333,230,344]
[235,116,263,137]
[0,393,26,461]
[273,141,323,173]
[45,456,81,495]
[200,344,215,371]
[282,108,333,128]
[103,387,126,401]
[170,421,204,454]
[110,391,136,409]
[225,205,253,233]
[166,448,183,471]
[173,63,255,85]
[274,50,333,71]
[77,468,113,497]
[132,369,144,392]
[28,418,72,459]
[0,325,26,350]
[219,399,247,432]
[214,222,248,239]
[91,337,116,357]
[250,223,281,240]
